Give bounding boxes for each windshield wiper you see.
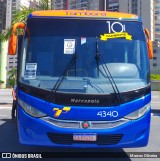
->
[100,55,122,104]
[51,53,78,96]
[95,38,122,105]
[95,38,100,77]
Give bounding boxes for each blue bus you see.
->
[8,10,153,148]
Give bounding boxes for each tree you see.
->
[0,0,51,41]
[0,80,4,85]
[39,0,52,10]
[7,67,17,87]
[0,80,5,88]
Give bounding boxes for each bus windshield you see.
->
[20,18,150,94]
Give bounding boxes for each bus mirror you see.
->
[147,40,153,59]
[144,28,153,59]
[8,22,25,55]
[8,34,18,55]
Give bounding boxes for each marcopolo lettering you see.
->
[70,99,100,104]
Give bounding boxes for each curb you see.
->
[0,103,12,107]
[151,109,160,114]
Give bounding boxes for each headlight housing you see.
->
[125,103,151,120]
[18,99,47,118]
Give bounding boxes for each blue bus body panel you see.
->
[18,90,151,148]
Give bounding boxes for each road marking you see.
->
[151,101,160,103]
[152,113,160,117]
[0,107,12,109]
[0,115,8,117]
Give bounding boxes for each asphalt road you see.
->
[0,90,160,161]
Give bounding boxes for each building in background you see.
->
[7,0,19,73]
[52,0,106,10]
[108,0,119,11]
[30,0,40,9]
[0,0,6,32]
[150,0,160,73]
[52,0,65,10]
[155,0,160,42]
[150,41,160,73]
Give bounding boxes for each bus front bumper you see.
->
[18,106,151,148]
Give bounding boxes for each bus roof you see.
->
[29,10,140,21]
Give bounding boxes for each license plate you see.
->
[73,133,97,141]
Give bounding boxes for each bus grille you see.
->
[47,133,123,145]
[42,117,129,129]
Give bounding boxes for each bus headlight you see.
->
[18,99,47,118]
[124,103,151,120]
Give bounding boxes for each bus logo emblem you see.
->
[81,121,90,129]
[53,107,71,117]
